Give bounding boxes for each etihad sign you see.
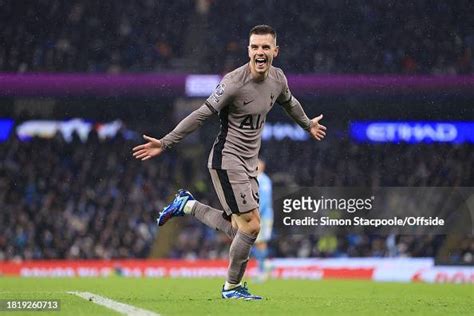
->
[351,121,474,144]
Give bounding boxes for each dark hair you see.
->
[249,25,276,40]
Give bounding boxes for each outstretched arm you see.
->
[280,97,327,141]
[277,70,326,141]
[132,103,214,160]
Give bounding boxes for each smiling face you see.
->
[248,33,279,80]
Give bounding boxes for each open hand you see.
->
[132,135,163,161]
[309,114,327,141]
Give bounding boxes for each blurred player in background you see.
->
[253,158,274,282]
[133,25,326,300]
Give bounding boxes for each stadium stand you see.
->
[0,1,472,266]
[1,132,471,264]
[1,0,472,74]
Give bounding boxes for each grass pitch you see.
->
[1,277,472,315]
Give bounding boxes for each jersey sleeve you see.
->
[160,74,239,150]
[276,71,292,105]
[205,75,238,113]
[276,71,312,131]
[159,104,214,150]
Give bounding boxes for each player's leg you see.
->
[157,167,241,239]
[221,209,262,300]
[157,188,236,240]
[187,200,236,239]
[226,208,260,284]
[186,168,246,239]
[215,172,262,300]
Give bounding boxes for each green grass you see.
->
[0,277,473,315]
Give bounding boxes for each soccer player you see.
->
[253,158,274,282]
[132,25,326,300]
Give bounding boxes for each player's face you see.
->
[248,34,279,78]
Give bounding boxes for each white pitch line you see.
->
[67,291,160,316]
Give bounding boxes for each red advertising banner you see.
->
[0,259,472,284]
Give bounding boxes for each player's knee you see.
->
[234,209,260,237]
[242,218,260,237]
[251,222,261,237]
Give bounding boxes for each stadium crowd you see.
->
[1,0,472,265]
[1,0,472,74]
[172,138,473,264]
[0,131,472,263]
[0,0,193,72]
[0,132,172,260]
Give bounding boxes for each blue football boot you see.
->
[157,189,194,226]
[221,282,262,300]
